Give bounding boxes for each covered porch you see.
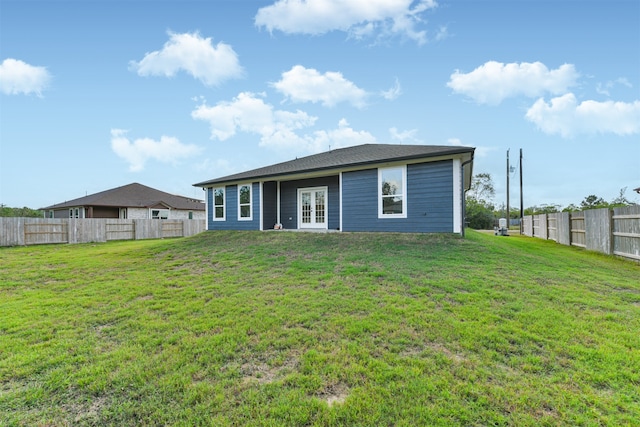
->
[261,175,340,231]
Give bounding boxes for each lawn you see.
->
[1,230,638,426]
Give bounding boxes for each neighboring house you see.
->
[193,144,475,234]
[41,183,205,220]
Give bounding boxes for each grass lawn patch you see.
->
[1,230,639,426]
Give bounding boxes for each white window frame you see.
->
[378,165,407,219]
[238,183,252,221]
[151,208,169,219]
[69,207,83,218]
[212,187,226,221]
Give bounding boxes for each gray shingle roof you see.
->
[194,143,474,187]
[41,183,205,211]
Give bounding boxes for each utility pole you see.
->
[519,148,524,234]
[506,149,510,227]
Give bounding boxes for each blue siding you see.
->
[280,176,340,230]
[342,160,453,232]
[207,183,260,230]
[262,181,278,230]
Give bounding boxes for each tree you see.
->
[610,187,632,207]
[580,195,608,210]
[524,204,561,215]
[0,206,43,217]
[465,173,496,229]
[466,198,495,229]
[467,172,495,203]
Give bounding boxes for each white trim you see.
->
[297,186,328,230]
[237,183,253,221]
[150,208,169,219]
[69,207,84,218]
[277,181,281,225]
[259,182,264,231]
[339,172,343,232]
[204,188,209,228]
[378,165,407,219]
[453,158,462,233]
[212,187,226,221]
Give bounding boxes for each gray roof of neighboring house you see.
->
[41,183,205,211]
[194,143,475,187]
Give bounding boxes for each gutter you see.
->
[460,153,475,238]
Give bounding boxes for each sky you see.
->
[1,0,639,211]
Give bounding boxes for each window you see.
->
[238,184,252,220]
[379,166,407,218]
[213,187,225,221]
[151,209,169,219]
[188,211,193,220]
[69,208,81,218]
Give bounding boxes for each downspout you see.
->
[460,153,474,238]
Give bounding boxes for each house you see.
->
[193,144,474,234]
[41,183,205,220]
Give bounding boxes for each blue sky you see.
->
[1,0,639,210]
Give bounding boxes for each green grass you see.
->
[1,230,639,426]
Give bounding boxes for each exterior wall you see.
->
[207,183,261,230]
[52,209,69,219]
[262,181,278,230]
[342,160,454,233]
[50,206,204,220]
[128,208,150,219]
[280,176,340,230]
[92,206,119,218]
[171,209,205,220]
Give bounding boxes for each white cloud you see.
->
[129,31,243,86]
[191,92,316,147]
[596,77,633,97]
[192,93,376,153]
[271,65,368,108]
[447,61,579,105]
[381,78,402,100]
[309,118,377,152]
[255,0,437,45]
[389,127,419,143]
[0,58,51,96]
[525,93,640,137]
[110,129,202,172]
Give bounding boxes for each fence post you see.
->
[539,214,548,240]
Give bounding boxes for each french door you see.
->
[298,187,328,229]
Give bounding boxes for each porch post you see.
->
[277,181,281,225]
[339,172,343,232]
[259,181,264,231]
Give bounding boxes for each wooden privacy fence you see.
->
[0,218,206,247]
[522,206,640,261]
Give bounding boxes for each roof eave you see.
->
[193,147,475,188]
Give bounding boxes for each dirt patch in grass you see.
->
[426,342,467,363]
[63,396,110,424]
[241,355,299,385]
[319,383,349,407]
